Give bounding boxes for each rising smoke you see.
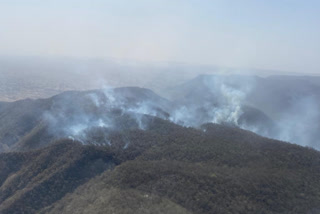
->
[43,87,170,145]
[42,75,320,150]
[274,95,320,148]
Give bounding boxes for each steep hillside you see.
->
[0,121,179,214]
[0,141,114,214]
[0,98,52,151]
[38,123,320,214]
[1,114,320,213]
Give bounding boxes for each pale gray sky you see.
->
[1,0,320,73]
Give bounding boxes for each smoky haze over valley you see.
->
[1,56,320,150]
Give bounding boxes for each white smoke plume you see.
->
[169,75,253,127]
[42,75,320,150]
[43,87,170,145]
[168,75,320,150]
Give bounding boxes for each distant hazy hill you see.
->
[0,56,217,102]
[166,74,320,116]
[2,56,306,102]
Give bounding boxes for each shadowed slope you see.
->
[40,123,320,214]
[0,141,115,214]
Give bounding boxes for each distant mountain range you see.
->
[2,56,316,102]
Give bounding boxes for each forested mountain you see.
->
[0,120,319,213]
[0,78,320,213]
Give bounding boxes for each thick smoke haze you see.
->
[170,75,320,150]
[275,96,320,148]
[1,56,320,150]
[1,55,320,150]
[37,74,320,151]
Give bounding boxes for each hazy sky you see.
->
[1,0,320,73]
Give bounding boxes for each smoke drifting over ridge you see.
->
[169,76,252,127]
[42,87,171,145]
[0,57,319,151]
[42,77,254,146]
[166,75,320,150]
[39,74,320,151]
[275,95,320,148]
